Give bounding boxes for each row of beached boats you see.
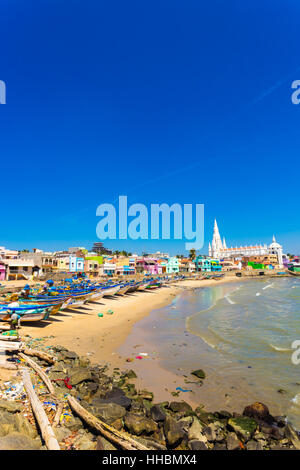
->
[0,275,187,323]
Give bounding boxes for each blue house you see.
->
[69,256,84,273]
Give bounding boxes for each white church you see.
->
[209,220,283,267]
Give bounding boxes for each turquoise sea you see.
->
[119,278,300,429]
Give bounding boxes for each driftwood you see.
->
[52,402,64,428]
[22,368,60,450]
[0,335,20,342]
[22,347,55,364]
[0,340,22,351]
[18,352,55,394]
[67,395,152,451]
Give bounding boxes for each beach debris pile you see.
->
[0,338,299,450]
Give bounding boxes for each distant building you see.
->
[209,220,284,268]
[91,242,112,255]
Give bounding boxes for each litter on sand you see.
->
[176,387,192,392]
[97,313,103,317]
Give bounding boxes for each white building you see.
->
[209,220,284,267]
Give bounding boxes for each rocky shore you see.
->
[0,337,299,451]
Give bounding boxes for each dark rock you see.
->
[213,443,227,450]
[97,387,132,410]
[191,369,206,379]
[67,367,92,385]
[243,402,274,424]
[123,369,137,379]
[188,440,208,450]
[169,401,193,415]
[260,423,284,440]
[124,413,158,436]
[91,400,126,424]
[246,440,263,450]
[214,410,232,419]
[64,416,83,431]
[226,432,241,450]
[59,350,78,360]
[150,405,166,422]
[164,415,185,448]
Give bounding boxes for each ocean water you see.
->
[119,278,300,428]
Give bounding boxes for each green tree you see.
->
[189,249,196,260]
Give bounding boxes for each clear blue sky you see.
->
[1,0,299,255]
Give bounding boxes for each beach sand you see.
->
[21,276,240,365]
[2,275,244,406]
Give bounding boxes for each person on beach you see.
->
[20,284,31,298]
[9,312,21,330]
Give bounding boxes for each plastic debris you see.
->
[97,313,103,317]
[176,387,192,392]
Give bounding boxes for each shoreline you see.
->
[21,276,245,370]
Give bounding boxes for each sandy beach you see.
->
[19,276,240,367]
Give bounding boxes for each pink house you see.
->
[135,257,159,275]
[0,263,6,281]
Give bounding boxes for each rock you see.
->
[213,443,227,450]
[164,415,185,448]
[188,440,208,450]
[285,424,300,450]
[123,369,137,379]
[68,367,92,385]
[150,404,166,422]
[202,423,225,442]
[77,382,99,402]
[55,426,71,442]
[0,410,18,436]
[0,410,37,438]
[191,369,206,379]
[188,417,207,442]
[91,400,126,424]
[138,390,154,401]
[226,432,241,450]
[214,410,232,419]
[246,440,264,450]
[15,413,38,438]
[243,402,274,424]
[96,387,131,410]
[0,432,41,450]
[178,416,193,433]
[64,416,83,431]
[169,401,193,415]
[74,434,96,450]
[124,413,158,436]
[97,436,118,450]
[195,409,217,425]
[59,350,78,360]
[75,356,91,368]
[0,399,22,413]
[228,417,257,442]
[260,423,284,440]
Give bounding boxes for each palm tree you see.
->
[189,249,196,260]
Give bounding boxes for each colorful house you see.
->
[69,256,84,273]
[166,257,180,273]
[0,263,5,281]
[195,256,221,272]
[135,257,159,275]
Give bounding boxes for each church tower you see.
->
[211,219,223,258]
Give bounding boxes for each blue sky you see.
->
[0,0,299,255]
